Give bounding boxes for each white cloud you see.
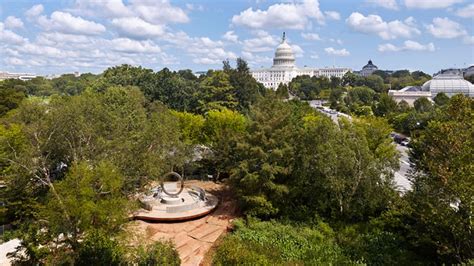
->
[131,0,189,24]
[193,57,221,65]
[291,44,304,57]
[111,17,165,39]
[25,4,44,20]
[329,38,343,45]
[0,23,27,44]
[240,51,272,66]
[38,11,106,35]
[426,17,467,39]
[346,12,420,40]
[455,4,474,18]
[242,30,279,52]
[378,40,435,52]
[405,0,463,9]
[231,0,325,30]
[301,32,321,41]
[324,47,350,56]
[72,0,133,17]
[463,35,474,45]
[163,31,237,65]
[222,31,239,43]
[110,38,161,53]
[324,11,340,20]
[366,0,399,10]
[310,53,319,59]
[4,16,24,29]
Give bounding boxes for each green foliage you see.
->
[0,80,26,116]
[201,108,247,180]
[373,93,398,117]
[44,161,130,237]
[76,230,124,266]
[433,92,449,106]
[213,218,355,265]
[170,110,205,144]
[198,70,238,112]
[413,97,433,113]
[230,98,398,221]
[288,75,332,100]
[275,83,289,99]
[131,241,180,266]
[406,95,473,263]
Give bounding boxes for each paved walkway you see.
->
[131,181,238,266]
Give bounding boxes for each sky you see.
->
[0,0,473,75]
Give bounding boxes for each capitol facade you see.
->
[251,33,351,90]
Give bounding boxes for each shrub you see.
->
[76,230,124,266]
[213,218,355,265]
[132,241,180,266]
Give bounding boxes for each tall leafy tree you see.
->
[406,95,473,263]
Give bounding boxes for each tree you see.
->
[0,80,26,116]
[365,75,385,92]
[373,93,398,117]
[198,70,238,112]
[433,92,449,106]
[228,58,263,111]
[406,95,473,263]
[276,83,289,99]
[202,108,246,180]
[414,97,433,113]
[1,87,187,264]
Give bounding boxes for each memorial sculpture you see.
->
[134,172,218,221]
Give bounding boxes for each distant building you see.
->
[389,72,474,105]
[0,71,37,81]
[359,60,378,77]
[251,32,351,90]
[193,71,207,77]
[434,65,474,78]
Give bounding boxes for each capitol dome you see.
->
[422,73,474,98]
[272,32,296,68]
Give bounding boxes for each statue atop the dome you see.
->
[282,32,286,42]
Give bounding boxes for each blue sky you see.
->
[0,0,473,75]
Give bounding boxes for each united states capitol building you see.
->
[251,33,351,90]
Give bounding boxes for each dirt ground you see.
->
[127,180,239,266]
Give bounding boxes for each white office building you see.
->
[251,33,351,90]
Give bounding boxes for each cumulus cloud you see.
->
[110,38,161,53]
[346,12,420,40]
[222,31,239,43]
[37,11,106,35]
[301,32,321,41]
[378,40,435,52]
[72,0,133,17]
[324,11,340,20]
[404,0,463,9]
[455,4,474,18]
[231,0,325,30]
[242,30,279,52]
[163,31,237,66]
[0,22,27,44]
[112,17,165,39]
[324,47,350,56]
[25,4,44,20]
[463,36,474,45]
[291,44,304,57]
[426,17,467,39]
[4,16,24,29]
[366,0,399,10]
[131,0,189,24]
